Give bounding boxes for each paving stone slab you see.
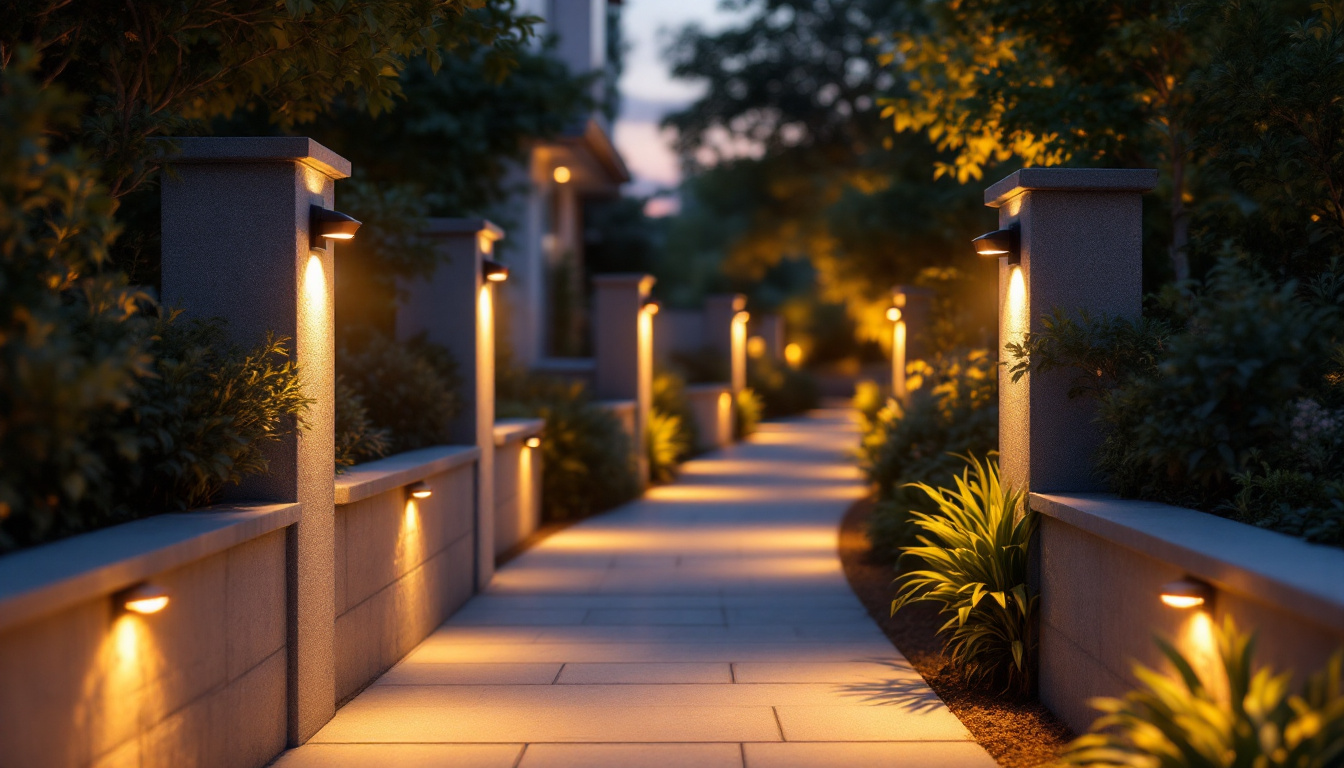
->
[519,743,743,768]
[742,742,999,768]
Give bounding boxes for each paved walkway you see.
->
[276,409,994,768]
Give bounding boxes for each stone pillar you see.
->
[593,274,656,485]
[987,168,1157,493]
[396,219,503,589]
[704,293,748,393]
[755,313,785,360]
[159,136,346,744]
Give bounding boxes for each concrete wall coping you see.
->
[985,168,1159,207]
[596,399,636,415]
[335,445,480,505]
[157,136,351,179]
[0,502,300,633]
[686,383,731,396]
[424,218,505,240]
[494,418,546,447]
[1032,493,1344,633]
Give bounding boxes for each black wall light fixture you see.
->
[310,204,362,250]
[483,260,510,283]
[972,223,1020,264]
[642,297,662,315]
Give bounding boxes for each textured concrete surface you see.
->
[0,529,288,768]
[274,410,994,767]
[334,463,477,702]
[1031,495,1344,733]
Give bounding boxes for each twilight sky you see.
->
[613,0,747,211]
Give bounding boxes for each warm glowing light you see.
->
[553,166,572,184]
[784,343,804,368]
[526,436,542,448]
[483,259,509,283]
[407,480,433,500]
[1160,578,1213,609]
[733,310,750,325]
[120,583,169,615]
[892,320,907,402]
[747,336,766,358]
[1161,595,1205,609]
[478,232,494,255]
[309,204,362,248]
[642,297,662,316]
[886,307,902,322]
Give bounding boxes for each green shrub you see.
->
[748,355,820,417]
[338,330,462,456]
[1060,618,1344,767]
[735,387,764,438]
[647,409,690,484]
[0,59,154,549]
[653,369,699,457]
[892,454,1036,696]
[1007,260,1344,545]
[853,379,885,428]
[858,349,999,558]
[125,315,312,511]
[335,374,391,470]
[498,373,640,522]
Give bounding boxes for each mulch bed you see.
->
[839,496,1074,767]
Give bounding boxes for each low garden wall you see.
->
[0,503,299,768]
[1032,492,1344,733]
[493,418,545,558]
[686,383,733,452]
[333,446,479,703]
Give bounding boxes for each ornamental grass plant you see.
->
[891,454,1037,696]
[647,409,690,484]
[1060,618,1344,767]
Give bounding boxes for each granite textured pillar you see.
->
[986,168,1157,493]
[593,274,656,485]
[704,294,749,393]
[396,219,503,589]
[159,136,346,744]
[755,313,785,360]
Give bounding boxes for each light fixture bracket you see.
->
[483,259,510,283]
[972,224,1020,265]
[310,204,362,250]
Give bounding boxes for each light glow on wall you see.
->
[892,321,907,403]
[730,311,749,392]
[718,391,733,444]
[784,343,803,368]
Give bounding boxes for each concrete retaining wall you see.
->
[0,504,298,768]
[686,384,733,453]
[332,446,480,703]
[1033,493,1344,733]
[494,418,545,557]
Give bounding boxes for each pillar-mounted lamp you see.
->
[310,204,361,250]
[553,166,572,184]
[973,223,1020,264]
[407,481,433,500]
[1160,577,1214,609]
[642,297,662,315]
[886,307,903,322]
[525,436,542,449]
[483,260,509,283]
[118,582,170,615]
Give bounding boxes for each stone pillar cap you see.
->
[156,136,351,179]
[593,273,656,289]
[985,168,1158,208]
[425,218,505,241]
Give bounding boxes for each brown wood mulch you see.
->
[839,496,1074,768]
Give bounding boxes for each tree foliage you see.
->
[2,0,535,196]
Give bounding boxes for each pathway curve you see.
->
[276,409,995,768]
